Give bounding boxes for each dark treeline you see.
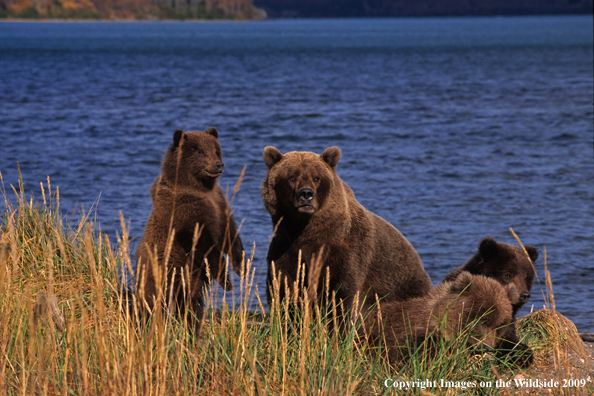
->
[253,0,592,18]
[0,0,266,19]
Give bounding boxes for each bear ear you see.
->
[525,245,538,262]
[263,146,284,168]
[450,271,474,294]
[478,237,498,258]
[321,146,341,169]
[173,129,186,147]
[205,127,218,139]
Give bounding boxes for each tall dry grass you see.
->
[0,173,586,395]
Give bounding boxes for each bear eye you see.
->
[504,273,513,280]
[289,176,296,182]
[198,150,205,157]
[313,176,320,182]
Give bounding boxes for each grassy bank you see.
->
[0,175,590,395]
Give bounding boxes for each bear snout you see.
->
[215,161,224,173]
[298,188,315,203]
[520,291,530,303]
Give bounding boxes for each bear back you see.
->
[365,271,517,363]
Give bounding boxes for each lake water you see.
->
[1,16,592,331]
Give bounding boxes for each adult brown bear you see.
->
[135,128,244,323]
[261,146,432,317]
[365,271,519,363]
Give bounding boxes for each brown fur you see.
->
[365,272,518,363]
[261,146,432,315]
[135,128,244,322]
[443,237,538,366]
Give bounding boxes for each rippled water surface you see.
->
[1,16,592,330]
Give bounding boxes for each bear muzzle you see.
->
[204,162,224,178]
[519,291,530,303]
[296,188,315,213]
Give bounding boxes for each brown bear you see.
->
[443,237,538,366]
[261,146,432,318]
[135,128,244,323]
[364,271,519,363]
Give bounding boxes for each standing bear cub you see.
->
[365,272,519,363]
[443,237,538,366]
[135,128,244,323]
[261,146,432,316]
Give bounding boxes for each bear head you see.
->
[261,146,341,219]
[464,237,538,313]
[445,272,516,349]
[161,128,223,189]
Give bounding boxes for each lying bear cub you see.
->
[443,237,538,366]
[364,271,519,363]
[261,146,432,317]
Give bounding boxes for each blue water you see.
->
[1,16,592,330]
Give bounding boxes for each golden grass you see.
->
[0,174,589,395]
[517,310,585,361]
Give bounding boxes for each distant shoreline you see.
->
[0,13,591,22]
[0,18,263,22]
